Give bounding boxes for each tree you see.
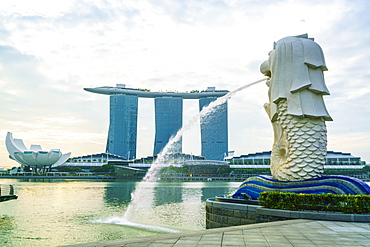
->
[91,164,115,173]
[218,167,232,175]
[56,166,82,172]
[362,166,370,173]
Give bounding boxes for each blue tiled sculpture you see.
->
[230,175,370,200]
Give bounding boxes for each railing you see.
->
[0,184,17,202]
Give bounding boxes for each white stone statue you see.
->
[260,34,332,181]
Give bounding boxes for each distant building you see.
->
[106,94,138,159]
[182,160,229,177]
[154,96,183,155]
[115,166,146,178]
[62,153,146,177]
[85,85,229,160]
[226,151,366,169]
[199,97,228,160]
[325,151,365,168]
[129,153,206,169]
[5,132,71,173]
[62,153,129,170]
[129,153,228,176]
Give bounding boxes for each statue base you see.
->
[230,175,370,200]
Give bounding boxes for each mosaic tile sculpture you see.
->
[230,175,370,200]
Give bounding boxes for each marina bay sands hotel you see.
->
[84,84,229,161]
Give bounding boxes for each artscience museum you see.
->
[5,132,71,173]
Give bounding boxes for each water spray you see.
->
[122,78,267,223]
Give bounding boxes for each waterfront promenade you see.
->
[65,219,370,246]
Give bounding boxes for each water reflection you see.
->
[103,182,136,206]
[202,185,233,201]
[0,179,239,246]
[153,183,183,206]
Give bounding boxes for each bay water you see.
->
[0,179,239,246]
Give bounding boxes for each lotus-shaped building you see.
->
[5,132,71,171]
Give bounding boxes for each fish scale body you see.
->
[270,100,327,181]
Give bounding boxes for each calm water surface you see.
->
[0,179,239,246]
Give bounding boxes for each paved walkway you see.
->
[65,219,370,247]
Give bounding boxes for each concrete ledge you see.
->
[354,214,370,222]
[206,198,370,229]
[207,198,261,211]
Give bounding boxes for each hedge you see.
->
[258,191,370,214]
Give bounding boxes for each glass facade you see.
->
[106,94,138,159]
[199,97,228,160]
[154,97,183,155]
[227,151,366,169]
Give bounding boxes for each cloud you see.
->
[0,44,110,168]
[1,0,370,168]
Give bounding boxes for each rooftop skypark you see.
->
[84,84,229,99]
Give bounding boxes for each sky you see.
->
[1,0,369,169]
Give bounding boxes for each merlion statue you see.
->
[260,34,332,181]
